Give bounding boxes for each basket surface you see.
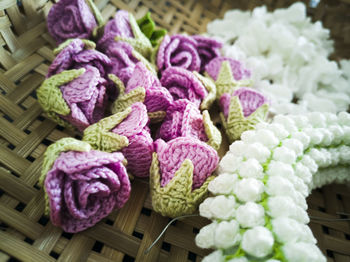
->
[0,0,349,261]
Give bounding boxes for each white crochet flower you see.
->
[273,115,298,133]
[266,123,289,140]
[255,129,280,148]
[283,242,326,262]
[268,196,309,223]
[273,146,296,164]
[289,115,310,129]
[202,250,224,262]
[199,197,215,219]
[242,143,271,163]
[238,158,264,179]
[307,112,327,128]
[236,202,265,228]
[209,195,236,220]
[282,138,304,156]
[208,173,238,195]
[241,226,274,258]
[229,141,247,156]
[290,131,310,150]
[195,222,217,249]
[219,153,243,174]
[214,220,241,248]
[233,178,264,202]
[241,130,257,143]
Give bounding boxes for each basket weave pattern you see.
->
[0,0,349,261]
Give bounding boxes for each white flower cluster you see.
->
[196,111,350,261]
[206,3,350,114]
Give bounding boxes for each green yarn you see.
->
[137,12,167,46]
[203,110,222,151]
[53,39,96,55]
[150,152,215,218]
[193,71,217,110]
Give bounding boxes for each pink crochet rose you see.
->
[154,137,219,189]
[158,99,208,142]
[160,67,208,108]
[47,0,98,44]
[205,56,251,81]
[193,35,222,71]
[112,103,154,177]
[45,150,130,233]
[220,87,267,119]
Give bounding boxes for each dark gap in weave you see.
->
[3,115,14,123]
[15,202,26,212]
[49,251,60,259]
[18,103,26,111]
[336,194,343,200]
[92,241,104,253]
[161,241,171,252]
[56,125,65,131]
[61,231,73,239]
[0,189,4,197]
[37,115,45,122]
[188,251,197,262]
[24,129,31,134]
[30,90,37,99]
[322,225,330,234]
[1,89,6,95]
[7,143,15,150]
[345,233,350,240]
[26,155,35,163]
[141,207,152,216]
[192,227,199,234]
[292,95,299,104]
[132,231,143,240]
[105,219,114,225]
[24,237,34,245]
[122,255,135,262]
[318,206,326,212]
[0,222,8,230]
[7,257,21,262]
[38,215,49,226]
[33,182,41,190]
[10,170,20,178]
[42,138,52,146]
[326,250,334,258]
[215,122,222,129]
[75,134,82,140]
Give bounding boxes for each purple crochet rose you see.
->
[193,35,222,71]
[205,57,251,81]
[158,99,208,142]
[160,67,208,108]
[126,62,173,113]
[60,65,108,131]
[47,0,98,44]
[45,150,130,233]
[97,10,133,51]
[112,103,153,177]
[154,137,219,189]
[220,87,267,119]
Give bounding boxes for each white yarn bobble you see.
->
[241,130,257,143]
[307,112,327,128]
[238,158,264,179]
[241,226,274,258]
[202,250,224,262]
[300,155,318,174]
[342,126,350,145]
[328,125,344,145]
[255,129,280,148]
[199,197,215,219]
[236,202,265,228]
[338,112,350,126]
[303,127,324,146]
[233,178,264,202]
[319,128,334,147]
[218,152,243,174]
[289,115,311,129]
[328,147,340,166]
[290,131,310,150]
[273,115,298,133]
[266,123,290,140]
[227,257,248,262]
[209,195,236,220]
[273,146,297,164]
[208,173,238,195]
[214,220,241,249]
[307,148,332,168]
[195,222,217,249]
[229,141,246,156]
[282,138,304,156]
[243,143,271,163]
[324,112,338,125]
[338,145,350,164]
[283,242,327,262]
[294,162,313,184]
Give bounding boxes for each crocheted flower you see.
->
[158,99,222,150]
[111,62,173,122]
[97,10,152,57]
[83,103,153,177]
[47,0,103,44]
[220,88,268,142]
[37,66,108,131]
[39,138,130,233]
[156,34,222,73]
[160,67,216,110]
[205,56,251,81]
[150,137,219,217]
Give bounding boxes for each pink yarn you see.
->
[205,57,251,81]
[45,150,130,233]
[154,137,219,189]
[158,99,208,142]
[112,103,153,177]
[193,35,222,72]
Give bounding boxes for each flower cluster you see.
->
[206,2,350,114]
[196,111,350,261]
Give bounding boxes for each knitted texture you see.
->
[158,99,221,150]
[98,11,152,58]
[205,56,251,81]
[156,34,222,73]
[160,67,208,108]
[137,12,167,46]
[196,112,350,262]
[44,149,130,233]
[84,103,153,177]
[47,0,102,44]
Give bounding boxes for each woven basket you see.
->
[0,0,349,261]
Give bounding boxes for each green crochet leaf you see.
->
[82,109,130,152]
[147,111,167,123]
[137,12,167,46]
[222,95,269,143]
[53,39,96,55]
[150,152,215,218]
[132,49,157,75]
[85,0,104,27]
[109,74,146,114]
[203,110,222,151]
[39,138,91,215]
[193,71,216,110]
